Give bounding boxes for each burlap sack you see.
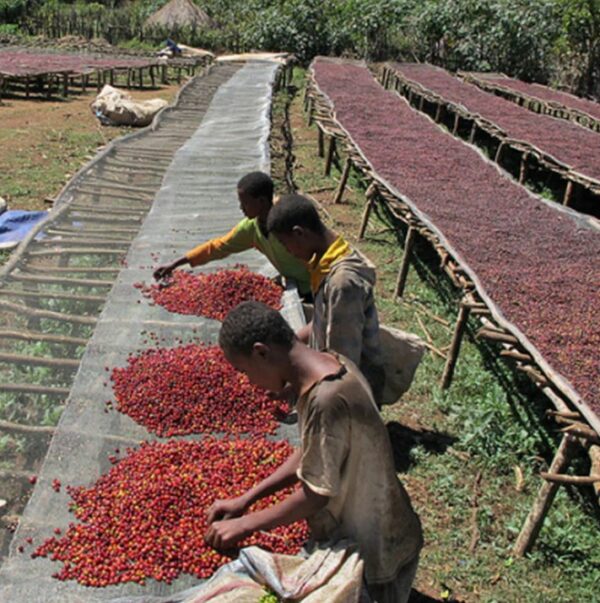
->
[379,324,425,406]
[91,85,168,127]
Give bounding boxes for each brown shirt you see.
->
[296,357,423,584]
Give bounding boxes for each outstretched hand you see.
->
[204,516,250,550]
[153,263,176,281]
[206,496,248,525]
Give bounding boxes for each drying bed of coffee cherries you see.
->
[312,58,600,413]
[110,343,287,436]
[138,266,282,320]
[472,74,600,124]
[390,62,600,181]
[32,438,308,587]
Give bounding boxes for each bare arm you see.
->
[206,448,302,524]
[154,222,254,281]
[153,256,189,281]
[204,482,327,550]
[296,320,312,344]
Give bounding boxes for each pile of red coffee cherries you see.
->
[33,438,308,586]
[138,267,282,320]
[110,344,287,436]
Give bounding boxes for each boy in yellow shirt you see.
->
[266,193,384,402]
[153,172,311,298]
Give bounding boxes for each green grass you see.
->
[276,67,600,602]
[0,129,105,211]
[0,249,11,266]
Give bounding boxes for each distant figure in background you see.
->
[266,193,385,403]
[153,172,312,299]
[165,38,182,56]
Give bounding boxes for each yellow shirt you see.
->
[185,217,311,295]
[307,235,351,293]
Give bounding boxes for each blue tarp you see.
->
[0,210,47,249]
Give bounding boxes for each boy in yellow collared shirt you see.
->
[153,172,311,299]
[266,193,385,403]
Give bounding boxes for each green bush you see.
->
[0,22,21,35]
[0,0,28,22]
[9,0,600,96]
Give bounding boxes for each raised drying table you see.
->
[381,62,600,217]
[306,56,600,555]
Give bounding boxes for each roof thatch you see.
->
[144,0,214,30]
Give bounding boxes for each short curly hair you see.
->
[266,193,324,235]
[219,301,295,356]
[237,172,274,202]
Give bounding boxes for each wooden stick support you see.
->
[590,445,600,502]
[452,114,460,135]
[441,302,471,389]
[469,122,477,143]
[494,141,505,163]
[0,419,55,435]
[317,126,325,157]
[563,180,574,206]
[513,435,576,557]
[333,157,352,204]
[476,328,519,345]
[546,409,580,420]
[0,329,87,346]
[385,68,392,89]
[324,135,336,176]
[0,289,104,307]
[0,383,70,396]
[500,349,533,363]
[0,353,80,369]
[540,472,600,485]
[560,423,600,445]
[519,152,528,184]
[358,184,377,240]
[516,364,549,387]
[394,226,416,298]
[307,97,314,126]
[0,300,97,325]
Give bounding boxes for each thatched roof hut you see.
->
[144,0,214,30]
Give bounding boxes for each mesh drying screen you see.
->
[0,60,304,602]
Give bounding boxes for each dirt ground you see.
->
[0,83,182,212]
